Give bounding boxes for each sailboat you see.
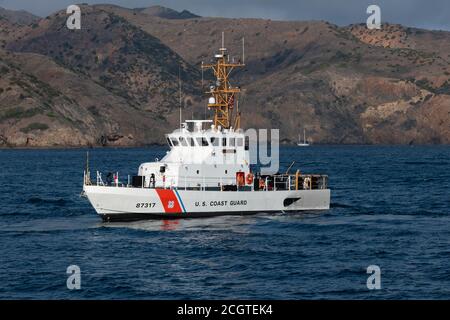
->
[297,128,310,147]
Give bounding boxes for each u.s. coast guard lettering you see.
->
[195,200,248,207]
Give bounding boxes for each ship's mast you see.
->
[202,33,245,129]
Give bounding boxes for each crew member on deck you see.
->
[150,173,156,188]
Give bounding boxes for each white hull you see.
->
[84,185,330,221]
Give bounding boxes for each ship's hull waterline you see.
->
[83,185,331,221]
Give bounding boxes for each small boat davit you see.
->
[82,39,330,221]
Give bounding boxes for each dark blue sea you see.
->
[1,146,449,299]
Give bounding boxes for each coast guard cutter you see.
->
[82,40,330,221]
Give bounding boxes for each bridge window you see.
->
[229,138,235,147]
[186,137,194,146]
[237,138,243,147]
[179,137,188,146]
[166,137,173,147]
[196,137,209,146]
[210,137,220,146]
[170,137,179,146]
[222,137,227,146]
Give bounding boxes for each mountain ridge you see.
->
[0,7,40,25]
[0,4,449,147]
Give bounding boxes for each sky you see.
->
[1,0,450,31]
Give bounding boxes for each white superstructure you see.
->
[138,120,249,189]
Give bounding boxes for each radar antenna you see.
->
[202,33,245,129]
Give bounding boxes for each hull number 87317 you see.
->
[136,202,156,208]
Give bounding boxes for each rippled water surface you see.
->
[1,146,449,299]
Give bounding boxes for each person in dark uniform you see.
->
[106,172,113,185]
[150,173,156,188]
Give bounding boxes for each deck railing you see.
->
[84,171,328,191]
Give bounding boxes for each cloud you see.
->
[1,0,449,30]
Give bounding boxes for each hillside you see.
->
[135,6,200,19]
[0,4,449,147]
[1,5,202,147]
[0,7,40,26]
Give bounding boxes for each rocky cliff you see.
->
[0,4,449,147]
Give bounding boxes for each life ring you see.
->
[236,172,245,186]
[259,179,265,190]
[303,177,311,190]
[246,173,254,185]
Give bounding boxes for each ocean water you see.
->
[0,145,449,299]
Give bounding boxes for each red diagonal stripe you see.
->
[155,189,182,214]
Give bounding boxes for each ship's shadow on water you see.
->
[100,211,327,232]
[1,146,450,299]
[102,216,255,232]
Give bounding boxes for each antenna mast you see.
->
[202,32,245,129]
[179,65,182,129]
